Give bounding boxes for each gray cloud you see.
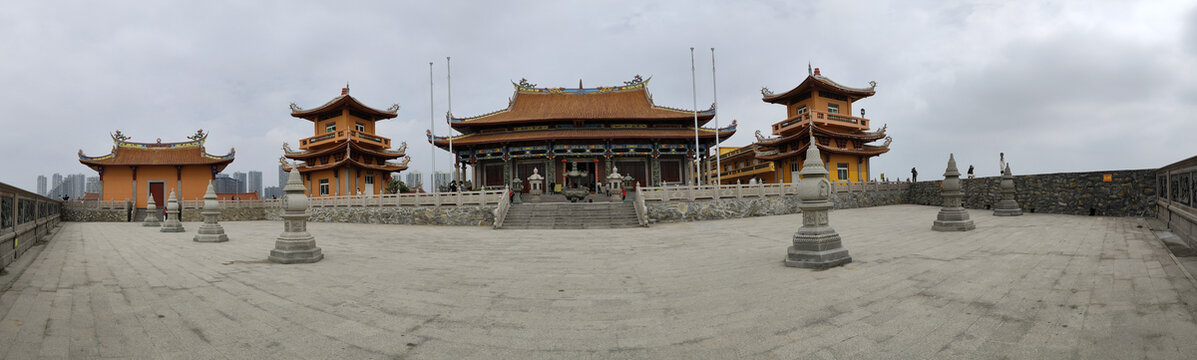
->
[2,0,1194,192]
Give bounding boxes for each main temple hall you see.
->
[428,76,736,192]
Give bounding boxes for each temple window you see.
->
[795,105,807,116]
[837,163,849,180]
[791,163,799,172]
[355,122,365,132]
[319,179,329,195]
[325,122,336,133]
[827,104,840,114]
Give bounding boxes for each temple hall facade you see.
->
[428,76,736,192]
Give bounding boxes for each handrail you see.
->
[637,180,909,201]
[493,185,512,229]
[634,183,648,227]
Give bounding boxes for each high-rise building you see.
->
[405,171,423,192]
[213,174,243,194]
[262,186,283,199]
[432,171,452,192]
[52,173,63,193]
[66,174,86,199]
[37,175,47,196]
[247,171,263,197]
[278,164,288,188]
[85,176,101,194]
[233,172,248,193]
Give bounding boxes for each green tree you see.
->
[385,179,411,194]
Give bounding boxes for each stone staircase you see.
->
[500,202,642,229]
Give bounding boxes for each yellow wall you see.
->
[306,169,339,196]
[785,90,854,122]
[310,110,379,137]
[101,166,132,203]
[98,165,216,208]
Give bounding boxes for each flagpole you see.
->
[446,56,455,186]
[710,47,721,185]
[429,61,436,193]
[690,47,701,186]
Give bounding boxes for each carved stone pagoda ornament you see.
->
[142,195,161,227]
[785,141,851,269]
[932,154,976,231]
[160,189,185,233]
[993,164,1023,216]
[193,181,229,242]
[269,167,323,264]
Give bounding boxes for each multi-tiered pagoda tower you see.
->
[710,67,891,184]
[282,86,410,196]
[429,76,736,192]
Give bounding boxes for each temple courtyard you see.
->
[2,204,1196,359]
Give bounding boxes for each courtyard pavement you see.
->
[2,205,1197,359]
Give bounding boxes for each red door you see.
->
[149,182,165,208]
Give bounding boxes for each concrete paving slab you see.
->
[2,205,1197,359]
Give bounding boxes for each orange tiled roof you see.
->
[291,93,399,121]
[451,81,715,127]
[763,74,876,104]
[79,144,234,170]
[283,140,405,160]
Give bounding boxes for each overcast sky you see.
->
[3,0,1195,192]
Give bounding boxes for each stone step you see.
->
[500,202,641,229]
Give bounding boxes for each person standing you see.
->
[911,167,918,182]
[967,165,975,179]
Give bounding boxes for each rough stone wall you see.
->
[62,208,128,222]
[907,169,1156,217]
[264,205,497,226]
[180,208,267,222]
[646,190,906,224]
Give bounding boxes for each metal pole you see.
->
[429,61,436,193]
[711,47,721,185]
[690,47,701,186]
[447,56,455,186]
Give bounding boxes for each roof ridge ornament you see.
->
[111,130,131,144]
[623,75,644,86]
[186,129,207,143]
[387,103,400,112]
[517,78,537,88]
[869,81,878,89]
[289,102,303,112]
[342,82,349,95]
[760,87,773,97]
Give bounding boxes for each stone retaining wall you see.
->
[645,190,907,224]
[907,169,1156,217]
[264,205,497,226]
[63,208,129,222]
[181,208,267,222]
